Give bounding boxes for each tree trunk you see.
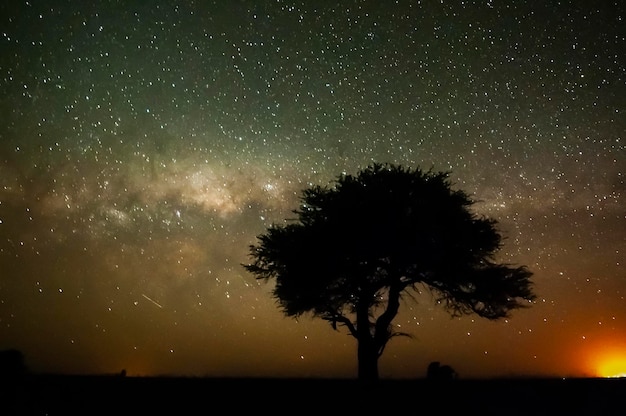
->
[357,283,403,380]
[357,338,379,380]
[356,302,379,380]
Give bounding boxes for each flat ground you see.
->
[4,374,624,415]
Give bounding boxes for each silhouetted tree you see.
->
[0,349,27,378]
[427,361,458,380]
[244,163,535,380]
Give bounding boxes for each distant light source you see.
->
[597,355,626,378]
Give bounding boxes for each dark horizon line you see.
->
[17,371,617,382]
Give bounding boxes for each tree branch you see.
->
[322,313,357,338]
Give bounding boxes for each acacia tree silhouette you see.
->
[244,163,535,380]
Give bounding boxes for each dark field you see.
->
[4,374,624,415]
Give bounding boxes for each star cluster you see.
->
[0,1,624,378]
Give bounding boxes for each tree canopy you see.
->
[244,163,535,380]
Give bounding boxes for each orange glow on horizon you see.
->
[587,342,626,378]
[596,355,626,378]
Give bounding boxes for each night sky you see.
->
[1,0,624,379]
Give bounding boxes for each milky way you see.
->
[0,1,624,378]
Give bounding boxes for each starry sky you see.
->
[1,0,624,379]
